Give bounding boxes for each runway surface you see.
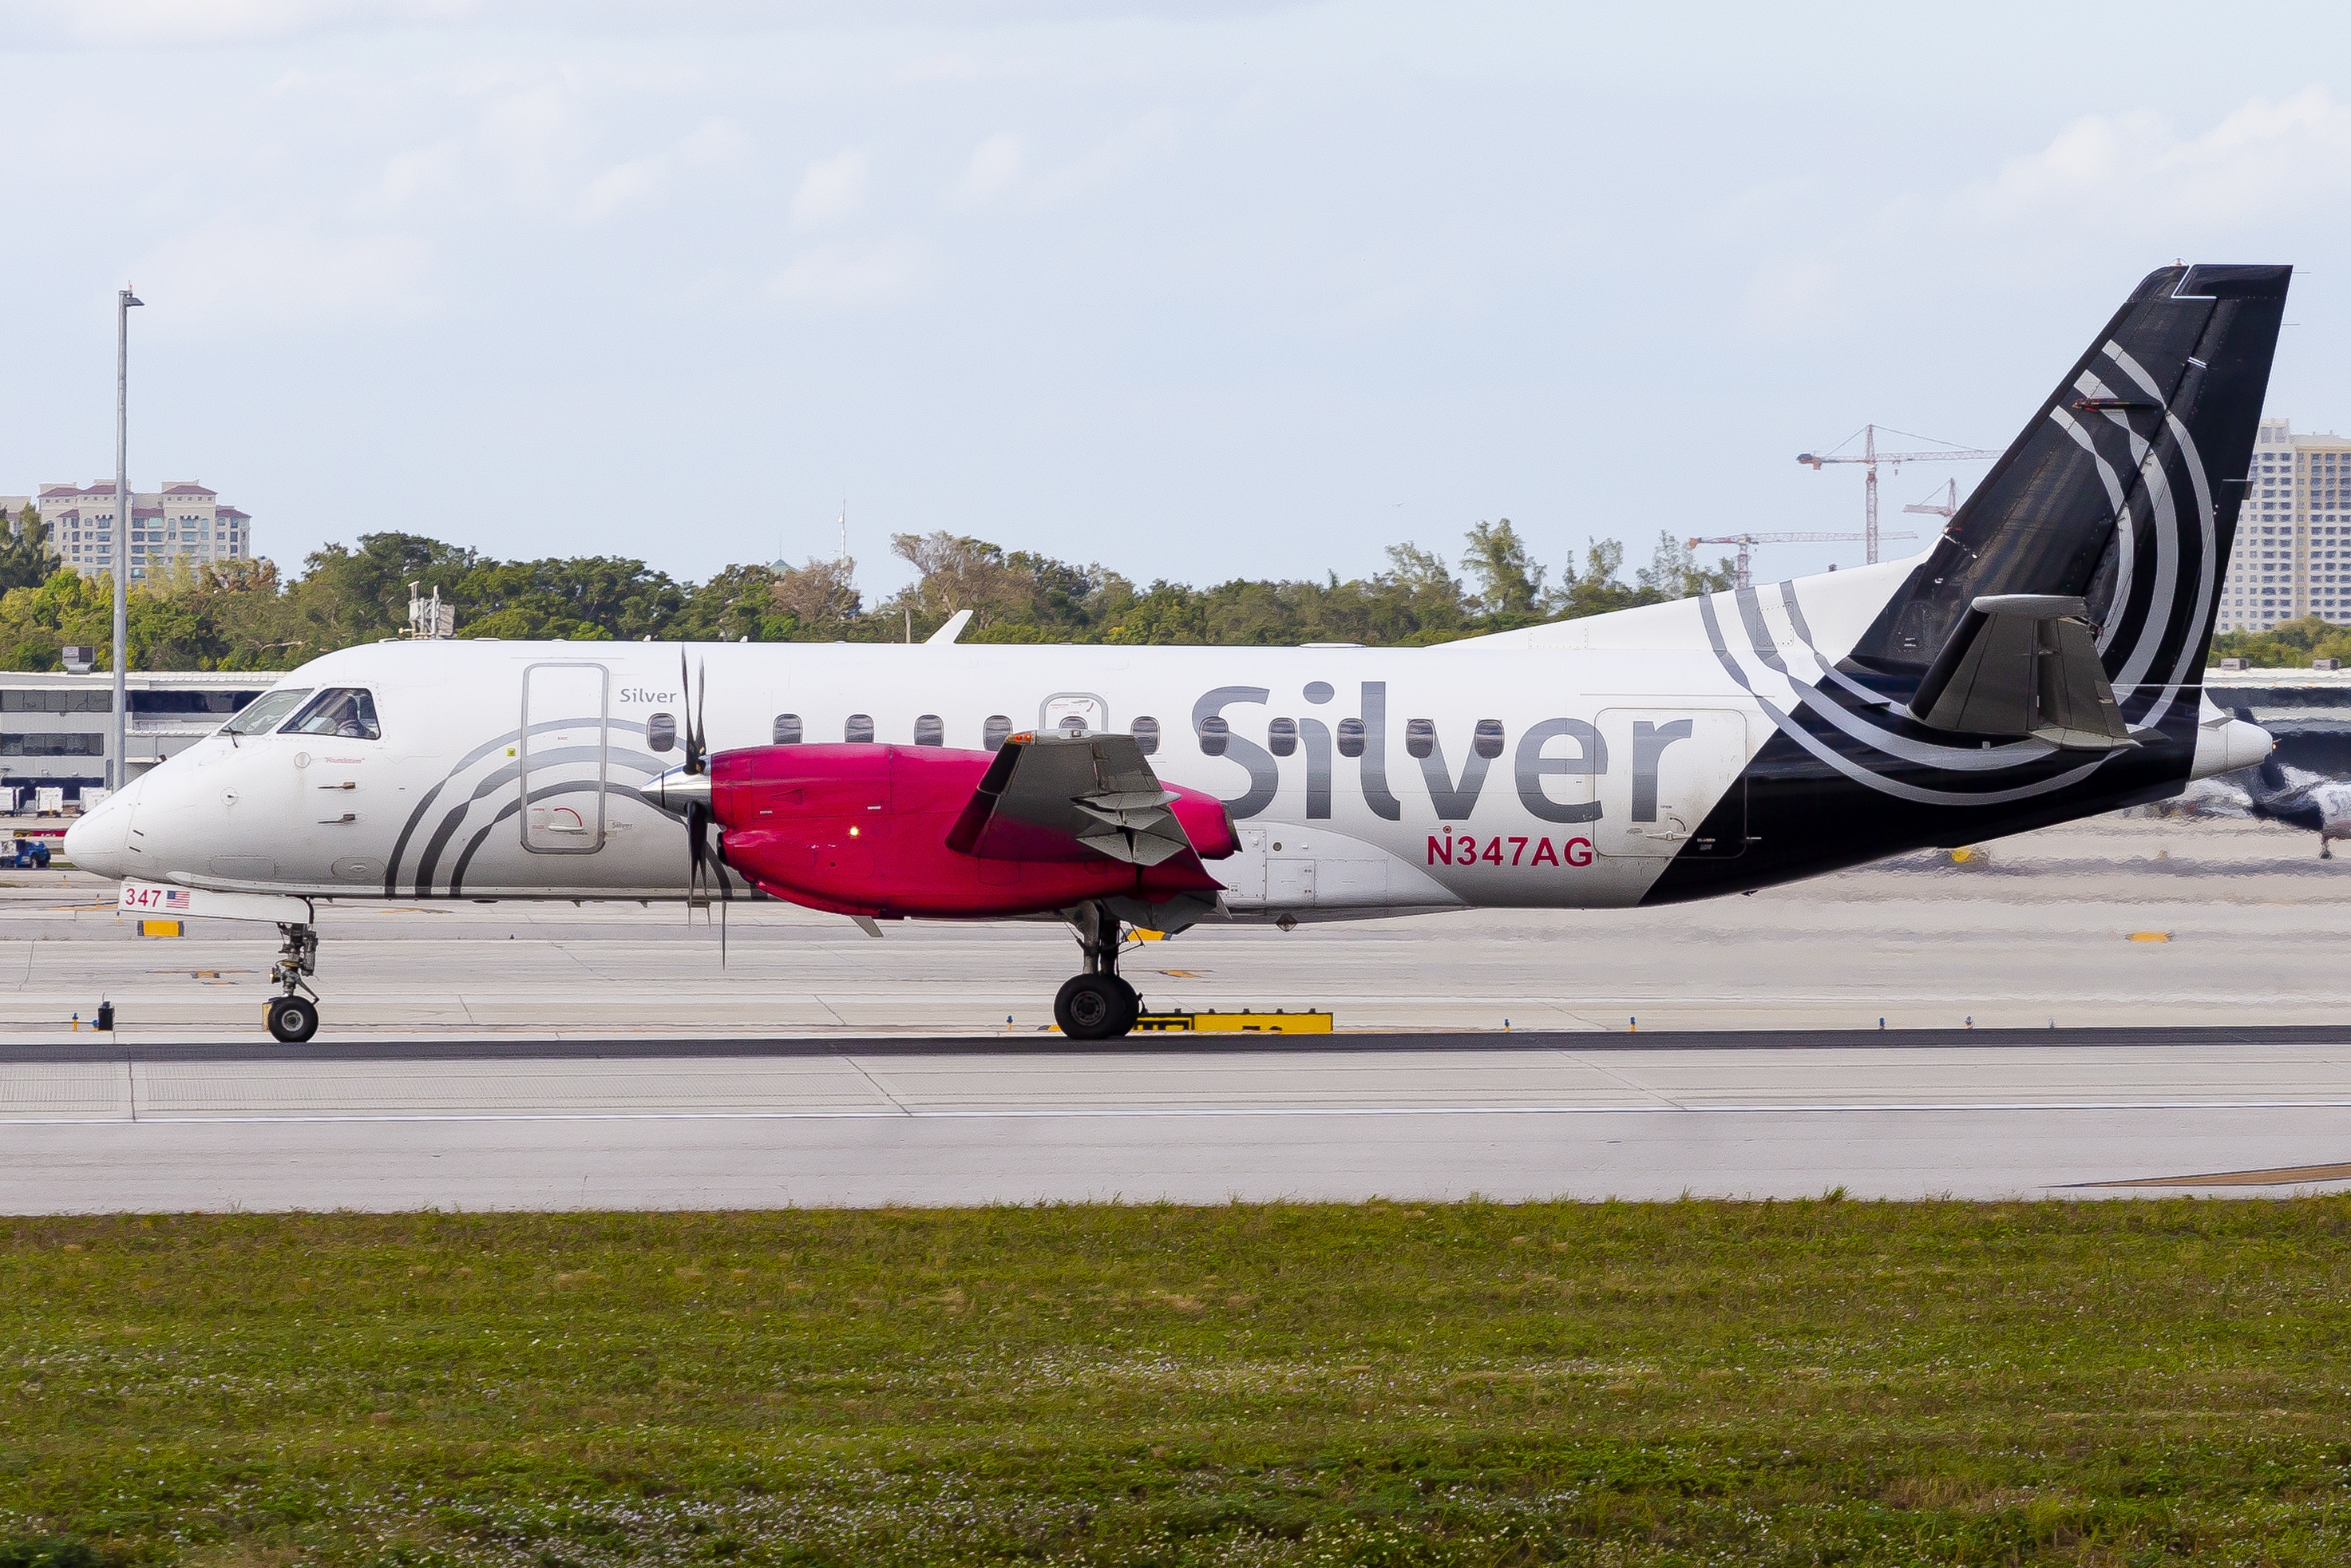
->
[5,815,2351,1039]
[7,814,2349,1210]
[9,1026,2351,1209]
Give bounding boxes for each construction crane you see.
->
[1685,531,1916,592]
[1797,424,1998,563]
[1902,478,1960,521]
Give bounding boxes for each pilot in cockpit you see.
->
[286,687,381,741]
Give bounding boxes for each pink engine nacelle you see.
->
[710,742,1240,920]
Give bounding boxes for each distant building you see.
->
[2219,420,2351,633]
[0,481,253,582]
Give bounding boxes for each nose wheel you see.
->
[267,920,322,1043]
[1055,901,1141,1040]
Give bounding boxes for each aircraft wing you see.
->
[944,732,1200,865]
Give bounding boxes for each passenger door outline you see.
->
[520,662,610,854]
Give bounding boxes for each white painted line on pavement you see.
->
[10,1098,2351,1126]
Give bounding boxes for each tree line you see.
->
[14,501,2328,671]
[2207,616,2351,670]
[0,506,1736,671]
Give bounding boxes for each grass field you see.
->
[6,1202,2351,1567]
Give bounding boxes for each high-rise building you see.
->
[0,481,253,582]
[2218,420,2351,632]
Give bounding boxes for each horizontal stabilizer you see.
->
[1909,594,2133,750]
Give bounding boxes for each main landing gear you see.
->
[267,921,321,1043]
[1055,901,1139,1041]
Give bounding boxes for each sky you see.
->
[6,1,2351,600]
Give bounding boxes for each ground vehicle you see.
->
[2,837,55,869]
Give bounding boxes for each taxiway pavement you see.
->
[7,1028,2351,1208]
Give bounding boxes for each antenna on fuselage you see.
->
[406,581,453,639]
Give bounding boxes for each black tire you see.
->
[1055,973,1136,1041]
[267,996,319,1044]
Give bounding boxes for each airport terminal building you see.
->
[0,671,263,808]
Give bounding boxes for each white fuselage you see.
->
[62,556,2266,921]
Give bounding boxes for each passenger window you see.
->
[983,715,1011,751]
[845,713,876,743]
[1473,719,1505,759]
[1405,718,1435,759]
[1198,715,1230,756]
[774,714,802,745]
[914,714,944,746]
[1336,717,1365,758]
[283,687,381,741]
[223,687,314,735]
[646,712,677,753]
[1268,716,1298,757]
[1130,715,1160,755]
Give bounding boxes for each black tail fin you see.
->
[1849,263,2289,733]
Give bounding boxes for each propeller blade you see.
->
[692,657,708,774]
[669,650,728,962]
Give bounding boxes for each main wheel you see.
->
[267,995,319,1044]
[1055,973,1137,1041]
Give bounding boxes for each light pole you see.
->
[113,283,141,791]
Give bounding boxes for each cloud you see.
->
[952,132,1023,205]
[473,79,590,205]
[2,0,1301,46]
[770,240,928,308]
[791,151,869,228]
[1739,89,2351,339]
[576,118,741,221]
[1024,109,1174,209]
[577,156,667,221]
[1952,90,2351,232]
[352,139,465,218]
[0,0,485,46]
[898,52,987,84]
[131,215,433,328]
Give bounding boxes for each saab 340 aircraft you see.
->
[69,263,2282,1042]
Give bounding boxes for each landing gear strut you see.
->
[1055,901,1138,1041]
[267,921,321,1043]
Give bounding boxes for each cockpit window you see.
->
[221,687,314,735]
[283,687,382,740]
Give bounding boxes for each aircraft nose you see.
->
[63,796,132,879]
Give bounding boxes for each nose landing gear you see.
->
[1055,901,1139,1041]
[267,921,321,1043]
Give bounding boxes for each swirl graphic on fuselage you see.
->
[383,714,688,897]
